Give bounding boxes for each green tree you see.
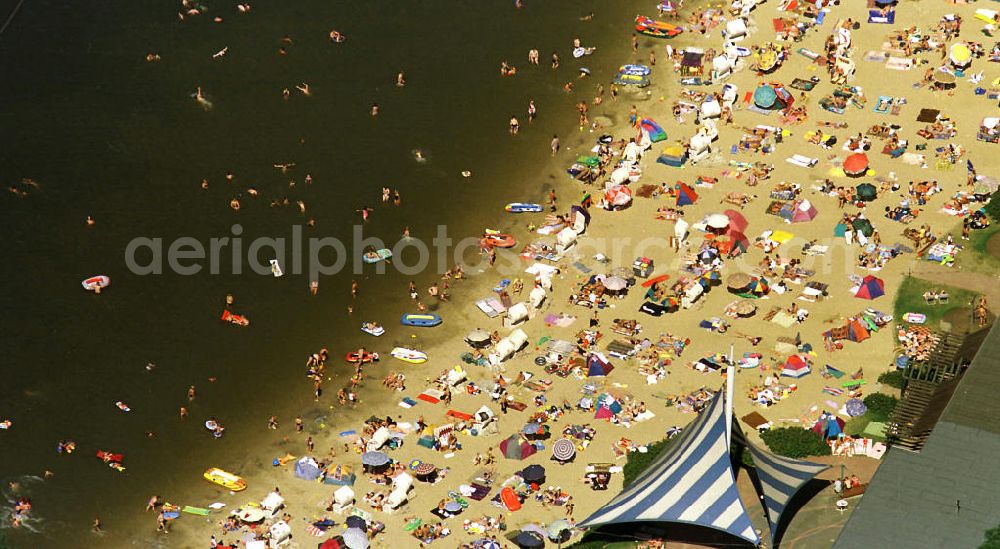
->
[877,370,905,389]
[623,437,677,485]
[863,393,898,422]
[760,427,832,459]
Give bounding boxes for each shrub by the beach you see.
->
[760,427,831,459]
[877,369,905,389]
[623,437,677,486]
[863,393,899,422]
[985,192,1000,221]
[980,523,1000,549]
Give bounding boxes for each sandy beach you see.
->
[4,0,999,547]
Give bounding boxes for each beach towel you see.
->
[476,297,505,318]
[863,50,888,63]
[868,9,895,24]
[572,261,592,274]
[418,389,444,404]
[786,154,818,168]
[789,78,817,91]
[884,57,915,71]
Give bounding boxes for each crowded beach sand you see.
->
[10,0,1000,547]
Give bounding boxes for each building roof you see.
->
[834,323,1000,548]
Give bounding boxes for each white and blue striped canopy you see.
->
[578,392,760,544]
[736,426,830,541]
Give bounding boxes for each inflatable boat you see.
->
[482,230,516,248]
[613,73,650,87]
[221,310,250,326]
[362,248,393,264]
[361,323,385,336]
[401,313,442,327]
[345,351,379,363]
[96,450,123,463]
[82,275,110,292]
[203,468,247,492]
[635,15,683,38]
[505,203,543,213]
[390,347,427,364]
[619,64,651,77]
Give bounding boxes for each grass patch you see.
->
[950,223,1000,275]
[893,276,977,329]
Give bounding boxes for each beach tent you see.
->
[657,144,687,167]
[843,153,870,176]
[639,118,667,142]
[587,353,614,377]
[855,275,885,300]
[812,412,845,439]
[295,457,321,481]
[724,18,748,41]
[499,434,537,460]
[675,183,698,206]
[508,328,529,351]
[556,227,578,250]
[781,355,811,378]
[791,199,818,223]
[725,230,750,256]
[855,183,877,202]
[846,318,871,342]
[701,98,722,119]
[724,209,749,232]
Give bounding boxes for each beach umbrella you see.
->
[414,462,437,476]
[604,276,628,292]
[444,501,463,513]
[342,527,370,549]
[843,153,869,176]
[753,85,777,109]
[474,539,502,549]
[855,183,877,202]
[235,505,266,523]
[735,300,757,317]
[465,329,492,348]
[521,464,546,483]
[950,43,972,66]
[360,451,389,467]
[933,70,956,89]
[706,213,730,231]
[513,530,546,548]
[845,398,868,417]
[551,438,576,462]
[547,519,574,542]
[747,277,770,295]
[851,217,874,237]
[726,272,752,291]
[345,516,367,530]
[724,209,749,232]
[604,185,633,208]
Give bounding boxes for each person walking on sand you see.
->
[551,135,560,156]
[548,189,557,211]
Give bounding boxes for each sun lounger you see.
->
[785,154,818,168]
[418,389,444,404]
[476,297,505,318]
[885,57,915,71]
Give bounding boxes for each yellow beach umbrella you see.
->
[950,43,971,64]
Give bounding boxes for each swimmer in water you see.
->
[230,198,240,211]
[193,86,213,110]
[295,83,311,96]
[329,30,345,42]
[396,71,406,87]
[213,46,228,59]
[371,103,379,116]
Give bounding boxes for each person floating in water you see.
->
[396,71,406,87]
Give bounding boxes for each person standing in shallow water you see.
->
[509,115,520,135]
[551,135,560,156]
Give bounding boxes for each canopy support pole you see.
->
[726,345,735,446]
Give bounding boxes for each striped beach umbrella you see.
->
[552,438,576,462]
[414,462,437,476]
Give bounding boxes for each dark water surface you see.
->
[0,1,640,545]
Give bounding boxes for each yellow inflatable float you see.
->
[203,468,247,492]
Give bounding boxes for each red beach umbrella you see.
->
[843,153,869,176]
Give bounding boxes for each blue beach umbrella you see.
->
[753,85,777,109]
